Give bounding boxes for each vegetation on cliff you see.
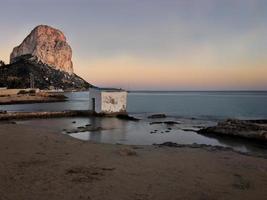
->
[0,55,92,90]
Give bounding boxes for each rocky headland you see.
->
[10,25,73,74]
[0,25,92,90]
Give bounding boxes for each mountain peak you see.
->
[10,25,73,74]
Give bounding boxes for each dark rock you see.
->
[65,126,104,134]
[148,114,166,119]
[155,142,185,148]
[149,121,163,125]
[198,119,267,142]
[116,114,140,121]
[154,142,233,152]
[164,121,180,125]
[150,121,180,125]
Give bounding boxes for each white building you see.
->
[89,88,127,114]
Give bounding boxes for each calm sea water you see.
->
[2,91,267,154]
[2,91,267,120]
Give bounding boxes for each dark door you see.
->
[92,98,96,112]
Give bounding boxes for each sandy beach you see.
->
[0,123,267,200]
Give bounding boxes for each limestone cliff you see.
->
[10,25,73,74]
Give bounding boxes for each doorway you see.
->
[92,98,96,112]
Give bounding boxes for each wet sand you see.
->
[0,123,267,200]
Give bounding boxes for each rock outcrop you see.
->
[198,119,267,142]
[10,25,73,74]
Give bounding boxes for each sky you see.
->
[0,0,266,90]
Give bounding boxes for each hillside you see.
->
[0,56,92,90]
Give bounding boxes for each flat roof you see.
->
[91,87,126,92]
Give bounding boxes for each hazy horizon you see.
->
[0,0,266,90]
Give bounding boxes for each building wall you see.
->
[101,91,127,114]
[89,89,102,113]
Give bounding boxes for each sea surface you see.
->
[2,91,267,119]
[1,91,267,155]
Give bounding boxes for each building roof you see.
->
[91,87,126,92]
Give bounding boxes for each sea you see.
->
[1,91,267,155]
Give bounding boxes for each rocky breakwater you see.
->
[10,25,73,74]
[198,119,267,142]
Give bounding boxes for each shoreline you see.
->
[0,93,67,105]
[0,123,267,199]
[0,98,67,105]
[0,110,93,120]
[1,110,267,145]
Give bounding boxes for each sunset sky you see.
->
[0,0,266,90]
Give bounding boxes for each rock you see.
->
[1,25,92,90]
[10,25,73,74]
[148,114,166,119]
[65,126,103,134]
[116,114,140,121]
[155,142,184,148]
[149,121,180,125]
[198,119,267,142]
[0,60,5,67]
[164,121,180,125]
[149,121,163,125]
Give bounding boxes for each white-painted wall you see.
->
[89,88,102,113]
[101,91,127,113]
[89,88,127,114]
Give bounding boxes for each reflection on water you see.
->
[16,116,267,155]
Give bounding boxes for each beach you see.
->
[1,123,267,200]
[0,93,67,105]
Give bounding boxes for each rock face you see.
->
[198,119,267,142]
[10,25,73,74]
